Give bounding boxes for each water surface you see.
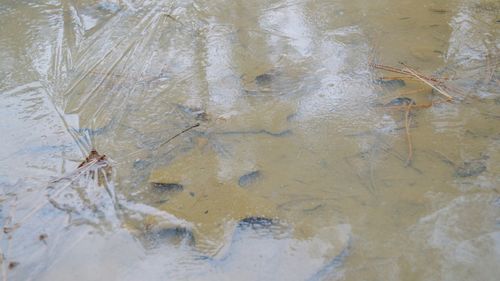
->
[0,0,499,280]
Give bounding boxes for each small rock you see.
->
[151,183,183,192]
[384,97,416,107]
[255,73,274,85]
[375,79,405,90]
[455,161,487,177]
[239,217,274,228]
[238,170,262,187]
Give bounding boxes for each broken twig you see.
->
[400,63,453,101]
[158,123,200,148]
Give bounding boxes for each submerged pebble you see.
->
[239,217,274,229]
[384,97,416,106]
[238,170,261,187]
[151,183,183,192]
[375,78,406,90]
[255,73,274,85]
[455,161,487,177]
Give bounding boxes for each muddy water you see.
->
[0,0,499,280]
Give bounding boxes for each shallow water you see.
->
[0,0,499,280]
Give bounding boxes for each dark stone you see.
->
[151,183,183,192]
[384,97,416,107]
[239,217,274,228]
[255,73,273,85]
[238,170,261,187]
[375,79,406,89]
[455,161,487,177]
[155,227,191,238]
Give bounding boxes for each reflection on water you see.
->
[0,0,499,280]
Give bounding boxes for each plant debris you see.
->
[78,149,109,169]
[370,61,462,167]
[39,233,48,243]
[8,261,19,270]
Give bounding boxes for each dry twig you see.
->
[157,123,200,148]
[370,62,459,101]
[400,63,453,101]
[125,122,200,159]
